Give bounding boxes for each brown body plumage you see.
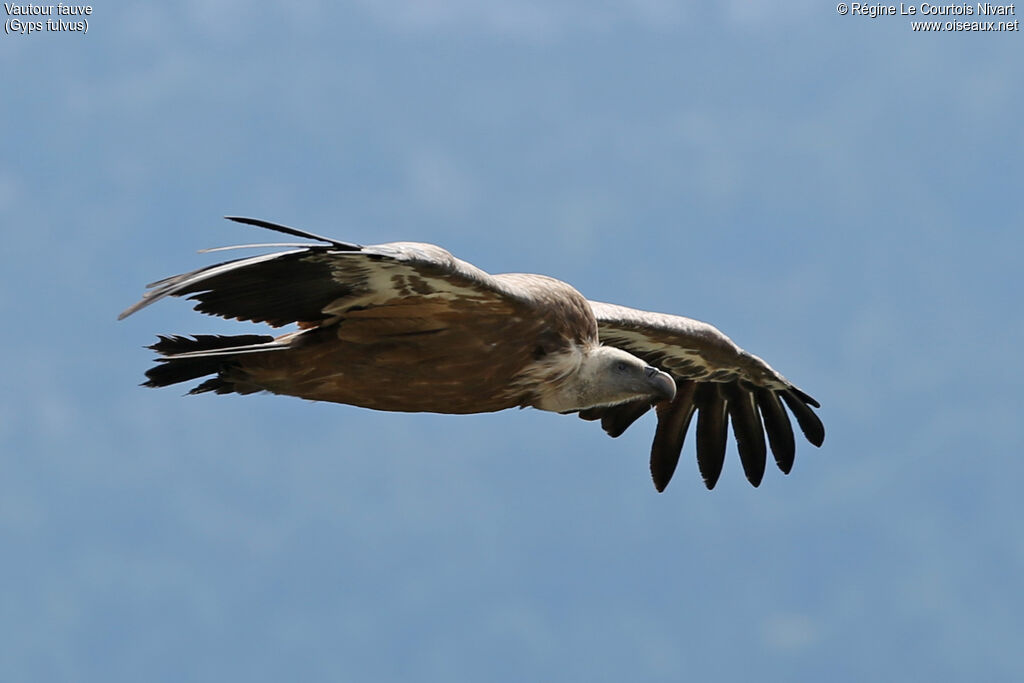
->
[214,276,597,414]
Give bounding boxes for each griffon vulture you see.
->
[120,217,824,491]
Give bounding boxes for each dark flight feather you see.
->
[143,334,275,390]
[723,382,767,487]
[780,390,826,447]
[224,216,362,250]
[649,380,697,492]
[694,384,729,490]
[756,388,796,474]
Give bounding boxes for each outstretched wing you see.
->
[119,217,534,326]
[583,301,825,492]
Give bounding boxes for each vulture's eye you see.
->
[615,361,629,373]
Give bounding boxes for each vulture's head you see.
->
[539,345,676,413]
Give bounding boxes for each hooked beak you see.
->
[645,366,676,403]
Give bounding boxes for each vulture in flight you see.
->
[120,217,824,491]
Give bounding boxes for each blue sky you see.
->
[1,3,1022,681]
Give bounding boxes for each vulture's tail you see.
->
[143,334,283,395]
